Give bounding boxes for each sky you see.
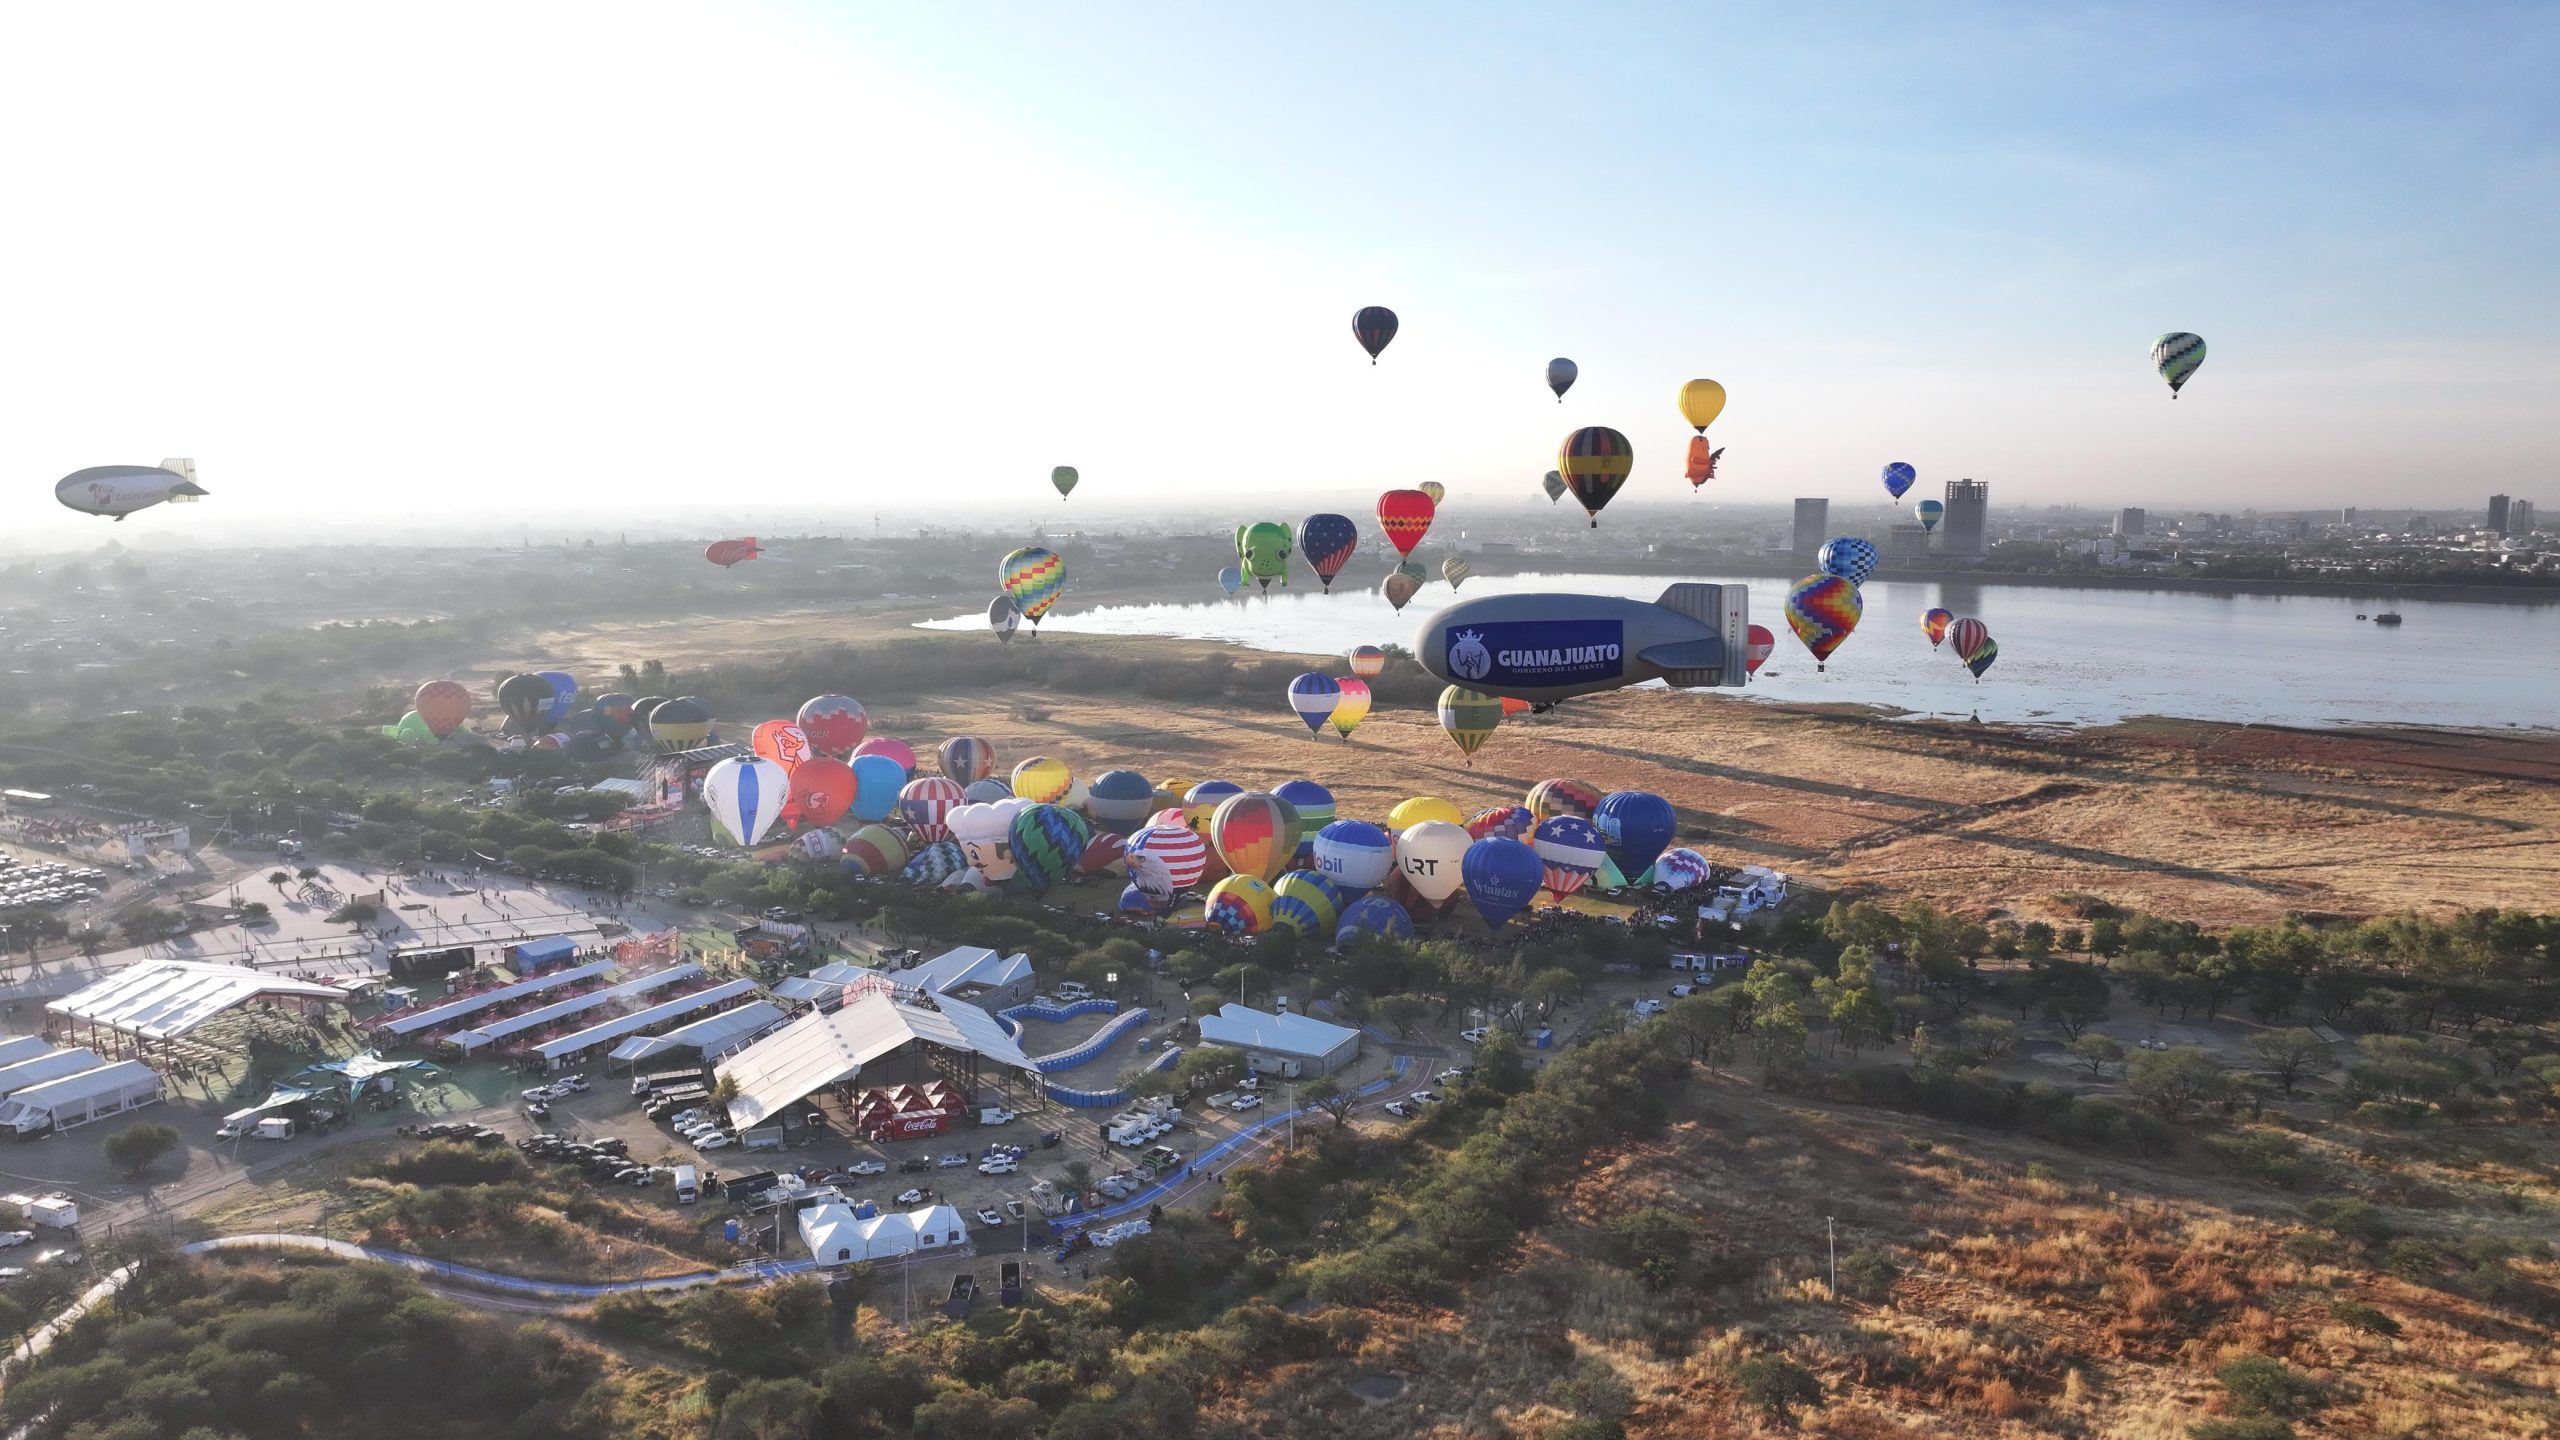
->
[3,1,2557,548]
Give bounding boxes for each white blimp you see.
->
[55,459,207,520]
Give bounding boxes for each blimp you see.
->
[1413,583,1752,704]
[55,459,207,520]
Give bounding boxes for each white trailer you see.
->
[0,1061,164,1135]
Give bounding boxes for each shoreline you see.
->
[1450,554,2560,605]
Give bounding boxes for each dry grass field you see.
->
[521,609,2560,927]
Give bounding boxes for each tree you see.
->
[2089,916,2125,958]
[237,901,271,924]
[266,870,289,890]
[1602,1207,1694,1289]
[713,1377,822,1439]
[1734,1355,1822,1422]
[1371,993,1427,1039]
[2068,1033,2125,1076]
[1061,1160,1094,1197]
[1955,1015,2018,1061]
[1300,1075,1355,1128]
[104,1122,181,1180]
[119,905,186,946]
[2127,1046,2235,1119]
[327,900,379,925]
[709,1073,742,1106]
[1471,1029,1533,1096]
[2246,1029,2331,1097]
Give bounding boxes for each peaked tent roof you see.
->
[47,961,348,1041]
[607,1000,789,1063]
[1197,1003,1359,1059]
[718,989,1035,1130]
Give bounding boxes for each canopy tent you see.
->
[799,1202,968,1265]
[373,960,615,1037]
[221,1085,319,1126]
[0,1048,106,1100]
[606,1000,788,1064]
[0,1036,54,1070]
[716,989,1036,1131]
[530,979,763,1066]
[47,961,348,1043]
[299,1052,440,1084]
[441,965,707,1053]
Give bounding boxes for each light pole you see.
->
[1827,1216,1836,1296]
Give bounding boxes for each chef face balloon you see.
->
[949,798,1030,883]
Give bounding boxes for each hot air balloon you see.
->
[903,838,967,886]
[384,711,434,746]
[1651,848,1709,892]
[1345,645,1386,678]
[1557,426,1632,527]
[1009,804,1091,892]
[705,538,761,568]
[962,779,1013,804]
[495,673,553,734]
[1236,522,1292,591]
[1298,513,1358,591]
[1684,436,1722,489]
[1442,555,1471,590]
[1271,872,1344,941]
[1327,678,1371,741]
[998,548,1064,627]
[1785,575,1863,670]
[1206,875,1276,933]
[1532,815,1606,901]
[1677,379,1727,432]
[1418,481,1446,508]
[1352,305,1398,363]
[1128,822,1209,894]
[851,736,916,773]
[1593,790,1677,879]
[1118,882,1166,915]
[1546,357,1577,402]
[644,694,710,751]
[703,757,790,846]
[1376,490,1435,557]
[1882,462,1917,500]
[1922,608,1955,648]
[1312,819,1393,897]
[1051,465,1078,499]
[630,696,668,744]
[1285,672,1341,735]
[1218,565,1244,597]
[752,720,812,770]
[1011,756,1073,804]
[950,798,1030,884]
[1819,537,1881,586]
[1501,696,1533,717]
[1394,820,1470,909]
[1914,499,1944,532]
[988,595,1022,643]
[1272,778,1334,837]
[1395,559,1426,585]
[841,825,910,877]
[1382,572,1422,612]
[1183,780,1243,837]
[1085,770,1156,836]
[797,695,870,756]
[1947,618,1989,660]
[535,671,579,727]
[1387,796,1464,831]
[1963,637,1999,680]
[796,829,845,861]
[1078,831,1129,876]
[1463,837,1545,932]
[788,757,859,828]
[1210,792,1300,884]
[1744,623,1775,675]
[1335,894,1415,947]
[1526,778,1601,822]
[938,736,997,785]
[2153,332,2206,397]
[590,693,636,737]
[412,681,471,739]
[848,753,907,823]
[1542,470,1567,504]
[1464,805,1534,841]
[899,776,964,841]
[1436,686,1501,763]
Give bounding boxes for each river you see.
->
[922,572,2560,731]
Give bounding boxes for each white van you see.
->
[674,1164,700,1205]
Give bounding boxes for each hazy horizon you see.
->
[5,2,2556,550]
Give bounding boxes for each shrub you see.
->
[1840,1246,1900,1298]
[2327,1300,2399,1336]
[2214,1355,2322,1417]
[2205,1132,2324,1190]
[2190,1419,2295,1440]
[1600,1208,1694,1290]
[102,1123,182,1179]
[1734,1355,1822,1421]
[373,1141,527,1188]
[2303,1198,2394,1246]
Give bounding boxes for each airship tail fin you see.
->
[1651,583,1751,688]
[158,458,208,499]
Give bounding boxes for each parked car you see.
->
[845,1159,887,1176]
[1668,983,1698,998]
[896,1187,927,1205]
[1437,1068,1471,1083]
[978,1157,1018,1176]
[0,1232,31,1250]
[694,1133,734,1150]
[899,1157,932,1173]
[1225,1094,1263,1111]
[1459,1027,1490,1043]
[937,1153,969,1167]
[1383,1101,1413,1118]
[1408,1090,1440,1105]
[1632,998,1667,1016]
[975,1207,1006,1227]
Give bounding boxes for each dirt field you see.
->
[511,612,2560,927]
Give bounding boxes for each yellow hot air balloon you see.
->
[1387,795,1464,830]
[1677,378,1727,433]
[1010,755,1073,804]
[1418,481,1446,506]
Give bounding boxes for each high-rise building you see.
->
[2340,507,2358,527]
[1791,498,1829,556]
[2113,507,2146,537]
[2489,494,2511,534]
[1940,479,1989,558]
[2510,499,2537,536]
[1886,523,1934,562]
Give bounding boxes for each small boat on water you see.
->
[2373,611,2403,626]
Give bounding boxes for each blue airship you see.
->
[1411,583,1753,704]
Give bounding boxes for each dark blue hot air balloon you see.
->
[1298,513,1359,592]
[1461,836,1544,932]
[1593,790,1677,880]
[1334,893,1415,947]
[1881,462,1917,500]
[1352,306,1398,364]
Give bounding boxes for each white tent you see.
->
[0,1060,163,1132]
[0,1048,106,1100]
[48,961,346,1042]
[798,1202,968,1266]
[717,989,1038,1131]
[0,1036,53,1070]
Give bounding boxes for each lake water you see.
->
[922,573,2560,731]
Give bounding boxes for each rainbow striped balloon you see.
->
[998,546,1065,623]
[1785,574,1864,669]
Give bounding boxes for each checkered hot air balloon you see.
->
[2153,332,2207,397]
[1465,804,1534,841]
[1286,672,1342,735]
[1882,462,1917,500]
[898,776,963,842]
[1206,874,1275,933]
[1785,574,1864,670]
[1651,848,1710,892]
[1558,426,1633,527]
[997,547,1065,625]
[1210,792,1301,884]
[796,694,869,756]
[1526,778,1601,823]
[1377,489,1435,557]
[1531,815,1607,902]
[1818,537,1880,586]
[901,839,967,886]
[1328,678,1372,741]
